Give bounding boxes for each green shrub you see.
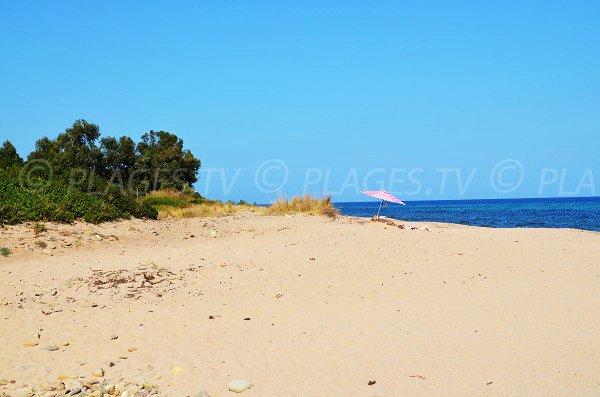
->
[0,170,157,225]
[32,223,47,234]
[140,189,206,209]
[142,195,189,208]
[0,247,11,257]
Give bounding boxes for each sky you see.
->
[1,1,599,203]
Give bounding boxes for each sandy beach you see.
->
[1,213,599,396]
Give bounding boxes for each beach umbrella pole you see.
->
[376,199,383,219]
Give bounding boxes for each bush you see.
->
[0,170,157,225]
[32,223,47,234]
[141,189,192,208]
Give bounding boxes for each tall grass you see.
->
[266,194,338,218]
[157,202,263,219]
[143,189,263,219]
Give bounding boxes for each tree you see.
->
[26,120,201,193]
[100,136,137,182]
[29,119,102,177]
[135,130,201,191]
[0,140,23,169]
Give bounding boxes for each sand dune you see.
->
[1,213,599,396]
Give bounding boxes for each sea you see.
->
[335,197,600,232]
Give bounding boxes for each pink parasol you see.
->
[360,190,406,218]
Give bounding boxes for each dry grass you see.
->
[158,202,264,219]
[266,194,339,219]
[147,189,187,198]
[147,190,337,220]
[142,189,264,219]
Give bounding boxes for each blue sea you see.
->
[335,197,600,232]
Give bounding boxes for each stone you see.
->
[12,387,31,397]
[109,335,118,340]
[195,391,211,397]
[227,379,252,393]
[93,368,104,377]
[44,345,60,351]
[64,380,82,391]
[134,376,146,385]
[2,377,160,397]
[23,341,38,346]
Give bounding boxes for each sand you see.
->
[1,213,599,396]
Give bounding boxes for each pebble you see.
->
[227,379,252,393]
[1,378,162,397]
[128,346,137,352]
[43,345,60,351]
[93,368,104,377]
[12,387,30,397]
[64,380,82,391]
[195,391,211,397]
[109,335,118,340]
[23,341,38,346]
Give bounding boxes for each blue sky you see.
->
[1,1,599,202]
